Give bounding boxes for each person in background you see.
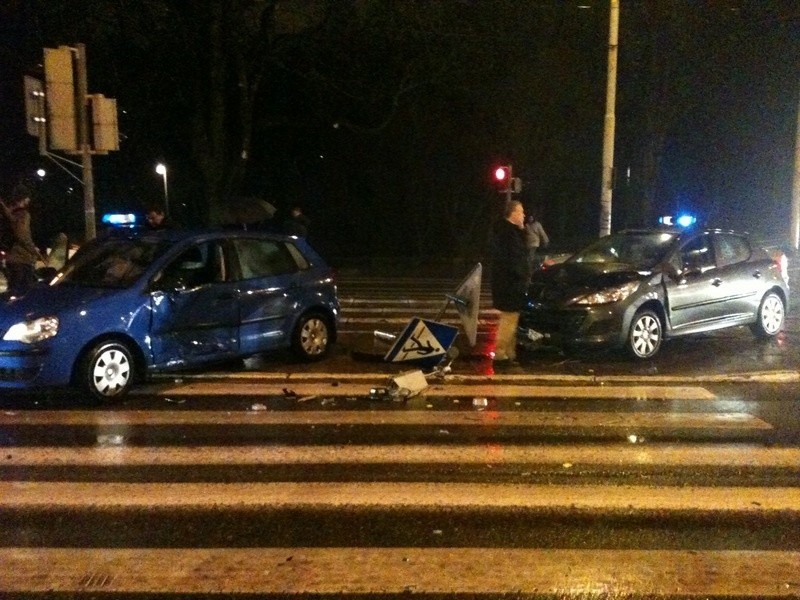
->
[283,206,310,237]
[144,203,174,230]
[490,199,530,365]
[0,184,43,298]
[524,210,549,275]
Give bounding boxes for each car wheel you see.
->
[80,341,136,402]
[750,291,785,338]
[292,312,332,361]
[627,309,662,359]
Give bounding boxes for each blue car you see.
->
[0,229,339,401]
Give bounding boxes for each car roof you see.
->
[616,227,750,238]
[101,227,298,244]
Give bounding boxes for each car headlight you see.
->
[3,317,60,344]
[571,281,640,305]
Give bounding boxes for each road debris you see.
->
[390,369,429,398]
[368,387,390,401]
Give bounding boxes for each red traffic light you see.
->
[494,166,510,181]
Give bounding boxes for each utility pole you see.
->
[599,0,619,237]
[792,85,800,251]
[76,44,96,240]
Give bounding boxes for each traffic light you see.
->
[44,46,78,152]
[494,166,511,182]
[23,76,46,138]
[89,94,119,153]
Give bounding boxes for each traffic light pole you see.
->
[76,43,96,241]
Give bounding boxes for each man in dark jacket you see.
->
[283,206,310,237]
[144,203,175,230]
[490,199,530,363]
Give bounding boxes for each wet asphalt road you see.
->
[2,385,799,597]
[2,381,799,548]
[2,275,799,597]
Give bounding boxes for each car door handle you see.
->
[711,278,722,287]
[752,270,762,279]
[215,292,237,301]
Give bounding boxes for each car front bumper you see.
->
[0,342,71,390]
[518,303,632,348]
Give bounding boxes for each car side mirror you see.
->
[36,266,59,284]
[658,261,681,282]
[149,273,187,294]
[680,266,703,279]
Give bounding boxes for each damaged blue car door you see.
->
[148,239,240,368]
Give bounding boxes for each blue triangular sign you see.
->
[384,318,459,368]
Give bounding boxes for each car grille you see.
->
[520,309,586,335]
[0,366,41,382]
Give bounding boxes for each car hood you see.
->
[0,284,120,325]
[528,262,652,305]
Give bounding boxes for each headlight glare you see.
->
[571,281,640,305]
[3,317,59,343]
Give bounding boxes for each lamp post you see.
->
[155,163,169,216]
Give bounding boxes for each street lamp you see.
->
[155,163,169,216]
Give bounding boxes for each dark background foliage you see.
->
[1,0,798,263]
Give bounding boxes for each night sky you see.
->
[1,1,798,259]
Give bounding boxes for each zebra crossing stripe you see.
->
[0,409,770,429]
[5,443,799,467]
[137,381,717,399]
[1,547,798,595]
[149,370,800,384]
[3,481,799,512]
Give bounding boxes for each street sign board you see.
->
[384,318,459,369]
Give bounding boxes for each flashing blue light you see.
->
[659,214,696,228]
[102,213,137,226]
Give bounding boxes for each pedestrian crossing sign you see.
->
[384,318,459,368]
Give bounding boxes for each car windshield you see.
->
[56,237,169,288]
[568,231,678,270]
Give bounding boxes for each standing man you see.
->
[524,210,549,275]
[283,206,310,237]
[0,185,42,298]
[490,199,530,364]
[144,203,174,230]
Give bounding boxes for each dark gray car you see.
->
[519,228,789,359]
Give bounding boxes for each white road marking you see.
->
[0,409,770,429]
[149,369,800,384]
[2,481,799,512]
[2,547,798,595]
[138,381,718,399]
[5,443,798,467]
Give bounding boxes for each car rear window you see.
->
[714,234,751,267]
